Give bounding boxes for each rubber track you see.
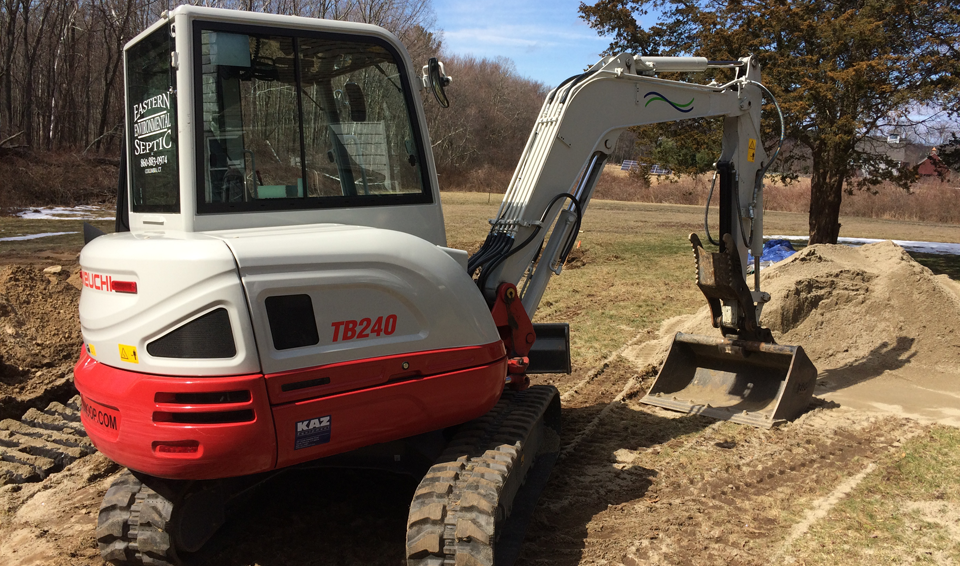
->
[0,394,96,485]
[406,385,560,566]
[97,470,181,566]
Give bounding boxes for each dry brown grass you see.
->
[0,149,117,215]
[841,179,960,224]
[444,164,960,225]
[6,151,958,227]
[594,171,710,205]
[437,164,515,196]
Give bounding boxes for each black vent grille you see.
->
[147,308,236,359]
[265,294,320,350]
[153,410,255,424]
[281,377,331,392]
[155,391,251,404]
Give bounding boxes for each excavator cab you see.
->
[122,11,441,238]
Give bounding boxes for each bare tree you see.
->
[1,0,24,140]
[424,53,547,179]
[0,0,547,203]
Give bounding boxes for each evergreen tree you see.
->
[580,0,960,243]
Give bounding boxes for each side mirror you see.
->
[422,58,452,108]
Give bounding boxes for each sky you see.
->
[432,0,623,88]
[430,3,952,144]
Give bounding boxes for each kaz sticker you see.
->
[294,415,331,450]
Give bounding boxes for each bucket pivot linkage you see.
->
[640,233,818,428]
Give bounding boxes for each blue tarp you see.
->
[748,238,797,267]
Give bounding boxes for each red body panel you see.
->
[74,343,507,480]
[273,359,505,468]
[74,351,277,480]
[264,343,506,404]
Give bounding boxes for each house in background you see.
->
[916,148,953,181]
[856,134,931,177]
[766,135,932,179]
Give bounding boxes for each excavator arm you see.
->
[463,52,818,427]
[470,54,770,336]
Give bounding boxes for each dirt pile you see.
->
[0,264,82,419]
[761,241,960,372]
[640,241,960,422]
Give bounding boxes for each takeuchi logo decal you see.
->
[644,91,695,113]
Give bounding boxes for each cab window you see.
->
[195,23,431,213]
[127,23,179,213]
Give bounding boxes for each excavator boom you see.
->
[467,52,816,426]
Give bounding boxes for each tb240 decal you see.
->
[330,315,397,342]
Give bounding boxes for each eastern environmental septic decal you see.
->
[132,91,173,174]
[644,91,695,113]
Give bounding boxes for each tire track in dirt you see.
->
[0,395,95,485]
[521,334,923,566]
[558,329,657,403]
[769,425,926,564]
[183,362,626,566]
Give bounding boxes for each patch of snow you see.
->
[15,206,112,220]
[768,235,960,255]
[0,231,77,242]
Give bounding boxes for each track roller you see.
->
[97,471,182,566]
[405,385,561,566]
[97,470,235,565]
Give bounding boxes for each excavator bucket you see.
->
[641,332,818,428]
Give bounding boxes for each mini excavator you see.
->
[75,6,816,565]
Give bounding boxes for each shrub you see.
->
[0,149,117,215]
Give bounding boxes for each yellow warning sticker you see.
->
[87,343,97,357]
[748,138,757,163]
[118,344,139,364]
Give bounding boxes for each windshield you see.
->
[195,23,430,213]
[127,22,179,213]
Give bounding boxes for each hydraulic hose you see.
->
[703,171,719,246]
[559,69,599,104]
[742,80,785,250]
[556,195,584,265]
[469,232,512,277]
[478,228,540,292]
[744,79,786,177]
[547,73,581,104]
[701,79,784,251]
[477,193,582,293]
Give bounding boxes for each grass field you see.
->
[442,192,960,369]
[0,216,113,256]
[784,426,960,564]
[589,165,960,224]
[2,194,957,366]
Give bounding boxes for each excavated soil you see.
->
[1,242,959,565]
[628,241,960,425]
[0,264,83,421]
